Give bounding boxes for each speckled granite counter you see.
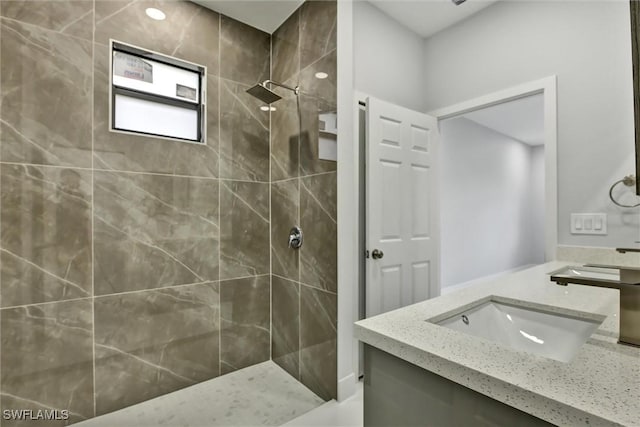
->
[354,262,640,426]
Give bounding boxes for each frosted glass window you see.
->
[114,95,199,141]
[110,40,206,143]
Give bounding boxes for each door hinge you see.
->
[365,250,370,259]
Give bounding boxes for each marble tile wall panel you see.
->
[92,41,220,177]
[299,1,337,70]
[299,285,337,401]
[220,276,270,374]
[271,10,299,84]
[219,79,270,182]
[94,283,220,415]
[0,18,93,167]
[1,299,94,426]
[0,0,93,41]
[271,179,299,281]
[299,172,337,293]
[93,171,219,295]
[219,181,269,280]
[220,15,270,86]
[270,86,301,182]
[94,0,219,72]
[1,164,92,307]
[271,275,300,380]
[300,49,337,105]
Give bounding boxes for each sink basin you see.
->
[433,299,604,362]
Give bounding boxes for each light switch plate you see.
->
[571,213,607,235]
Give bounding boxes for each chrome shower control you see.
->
[288,226,303,249]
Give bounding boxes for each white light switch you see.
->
[571,213,607,235]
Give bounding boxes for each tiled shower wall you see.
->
[0,0,275,424]
[270,1,338,401]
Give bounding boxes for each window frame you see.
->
[109,39,207,144]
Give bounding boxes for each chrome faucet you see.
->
[550,252,640,348]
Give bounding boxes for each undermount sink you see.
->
[432,299,604,362]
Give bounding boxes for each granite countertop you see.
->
[354,261,640,426]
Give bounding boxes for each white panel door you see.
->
[366,96,439,318]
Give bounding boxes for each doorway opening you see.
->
[430,77,557,295]
[439,94,545,294]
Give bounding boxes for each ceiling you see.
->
[193,0,497,38]
[191,0,304,33]
[461,94,545,146]
[369,0,498,38]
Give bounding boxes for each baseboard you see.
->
[337,373,357,401]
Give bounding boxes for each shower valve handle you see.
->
[288,226,303,249]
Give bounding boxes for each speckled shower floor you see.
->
[73,361,325,427]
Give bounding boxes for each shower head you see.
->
[452,0,467,4]
[246,80,300,104]
[247,83,282,104]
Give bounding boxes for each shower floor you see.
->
[74,361,325,427]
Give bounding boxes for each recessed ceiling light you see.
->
[145,8,166,21]
[315,72,329,79]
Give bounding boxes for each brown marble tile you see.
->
[0,0,93,41]
[272,10,299,83]
[95,0,219,72]
[219,181,269,280]
[272,275,300,380]
[271,180,299,281]
[219,79,270,182]
[300,285,337,401]
[270,83,301,182]
[299,0,337,70]
[94,283,219,415]
[300,49,337,104]
[0,18,92,167]
[94,171,219,295]
[1,299,94,425]
[300,172,337,293]
[92,42,220,177]
[299,94,337,176]
[220,275,270,374]
[220,15,270,86]
[1,165,92,307]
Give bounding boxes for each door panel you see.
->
[366,96,440,318]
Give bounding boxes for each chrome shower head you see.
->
[246,83,282,104]
[246,80,300,104]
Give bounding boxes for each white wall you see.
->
[530,145,545,263]
[440,118,544,288]
[424,1,637,248]
[353,2,424,110]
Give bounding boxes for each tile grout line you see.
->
[0,6,3,422]
[0,161,274,183]
[217,12,222,380]
[271,170,336,184]
[272,273,337,296]
[297,9,302,382]
[0,277,260,312]
[269,28,273,363]
[91,0,97,417]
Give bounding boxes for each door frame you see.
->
[428,75,558,263]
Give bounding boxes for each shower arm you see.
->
[261,79,300,96]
